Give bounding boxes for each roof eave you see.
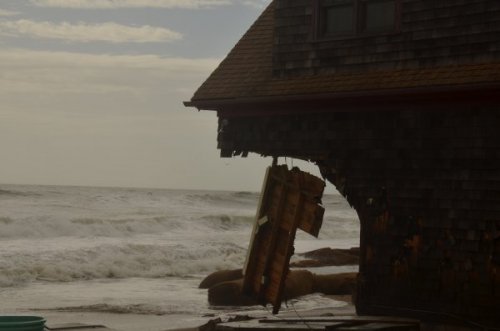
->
[184,82,500,113]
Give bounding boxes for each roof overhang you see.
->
[184,82,500,117]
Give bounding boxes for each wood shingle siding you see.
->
[273,0,500,77]
[217,108,500,327]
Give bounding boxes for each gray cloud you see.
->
[240,0,268,9]
[30,0,269,9]
[0,8,20,16]
[0,48,219,94]
[0,20,182,43]
[30,0,231,9]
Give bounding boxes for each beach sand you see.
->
[35,294,354,331]
[41,311,206,331]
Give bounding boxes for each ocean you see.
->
[0,184,359,331]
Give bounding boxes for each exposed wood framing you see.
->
[242,165,325,313]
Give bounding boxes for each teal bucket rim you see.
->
[0,316,46,326]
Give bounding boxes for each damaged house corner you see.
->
[185,0,500,329]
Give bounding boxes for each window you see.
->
[363,0,396,31]
[317,0,399,38]
[324,3,354,35]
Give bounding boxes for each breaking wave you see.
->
[0,212,354,240]
[39,303,175,316]
[0,189,37,197]
[0,214,255,239]
[0,185,360,290]
[0,241,246,287]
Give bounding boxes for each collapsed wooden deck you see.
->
[242,165,325,314]
[216,316,420,331]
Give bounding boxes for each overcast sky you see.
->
[0,0,328,192]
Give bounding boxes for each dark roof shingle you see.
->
[189,1,500,106]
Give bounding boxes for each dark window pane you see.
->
[324,5,354,35]
[365,0,395,31]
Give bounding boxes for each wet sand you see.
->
[38,247,358,331]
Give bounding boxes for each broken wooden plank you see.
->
[242,165,325,313]
[217,316,419,331]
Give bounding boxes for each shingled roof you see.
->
[189,2,275,103]
[187,1,500,109]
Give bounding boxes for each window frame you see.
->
[313,0,401,41]
[318,0,358,38]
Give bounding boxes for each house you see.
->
[185,0,500,327]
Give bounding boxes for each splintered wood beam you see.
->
[242,164,326,314]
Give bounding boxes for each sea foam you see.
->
[0,184,359,288]
[0,240,246,287]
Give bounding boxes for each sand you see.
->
[37,294,354,331]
